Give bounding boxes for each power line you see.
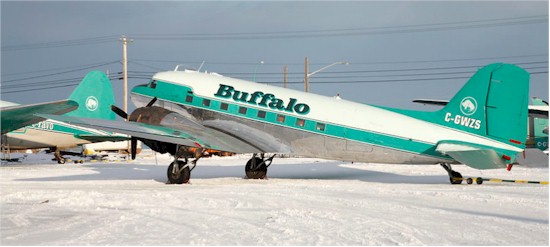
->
[2,15,547,51]
[132,15,548,40]
[1,35,119,51]
[2,60,120,77]
[132,54,548,67]
[3,59,547,93]
[1,61,120,84]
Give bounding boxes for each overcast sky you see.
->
[1,1,548,112]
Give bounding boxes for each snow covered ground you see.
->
[1,152,548,245]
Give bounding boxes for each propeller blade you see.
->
[131,137,137,160]
[110,105,128,119]
[146,97,158,107]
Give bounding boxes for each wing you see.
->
[435,141,509,169]
[412,99,548,118]
[39,114,264,154]
[1,100,78,134]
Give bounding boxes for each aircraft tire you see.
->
[167,161,190,184]
[476,177,483,184]
[450,171,463,185]
[245,157,267,179]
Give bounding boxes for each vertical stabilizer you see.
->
[65,71,116,120]
[436,63,529,149]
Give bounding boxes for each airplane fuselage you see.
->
[3,119,108,150]
[130,70,522,165]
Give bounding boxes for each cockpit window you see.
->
[148,80,157,89]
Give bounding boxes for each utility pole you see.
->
[284,65,288,88]
[304,57,309,92]
[120,35,132,118]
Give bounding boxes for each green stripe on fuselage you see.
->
[132,80,451,160]
[11,119,110,138]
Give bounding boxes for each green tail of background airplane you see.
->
[1,71,127,163]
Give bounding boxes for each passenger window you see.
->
[202,99,211,107]
[185,95,193,103]
[257,110,266,118]
[276,114,285,123]
[220,103,229,110]
[316,123,325,131]
[239,107,247,114]
[296,118,305,127]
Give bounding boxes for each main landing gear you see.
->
[51,147,65,164]
[166,150,276,184]
[167,145,204,184]
[245,153,275,179]
[440,163,463,184]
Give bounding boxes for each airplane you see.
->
[1,71,129,163]
[43,63,532,184]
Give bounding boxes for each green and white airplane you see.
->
[44,63,533,184]
[1,71,128,163]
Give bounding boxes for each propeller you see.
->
[146,97,158,107]
[109,97,158,160]
[110,105,128,119]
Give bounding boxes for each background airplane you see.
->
[44,63,531,184]
[1,71,129,163]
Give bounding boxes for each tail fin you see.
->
[436,63,529,149]
[64,71,116,120]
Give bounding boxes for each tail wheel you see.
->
[245,157,267,179]
[450,170,463,184]
[167,160,190,184]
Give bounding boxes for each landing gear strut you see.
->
[245,153,275,179]
[52,147,65,164]
[440,163,463,184]
[166,145,204,184]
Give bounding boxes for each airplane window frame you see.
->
[296,118,305,127]
[185,95,193,103]
[239,106,247,114]
[316,123,326,131]
[276,114,286,123]
[257,110,266,118]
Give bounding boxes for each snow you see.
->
[1,152,548,245]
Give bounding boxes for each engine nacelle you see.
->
[128,106,174,125]
[127,106,204,156]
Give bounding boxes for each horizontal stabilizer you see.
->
[515,148,549,168]
[436,141,508,169]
